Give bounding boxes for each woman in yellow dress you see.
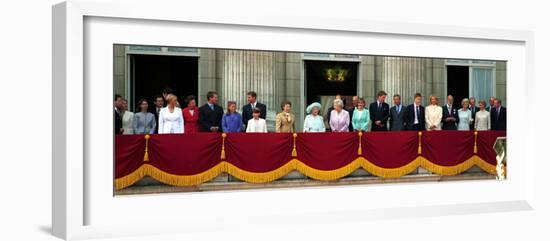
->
[275,100,295,133]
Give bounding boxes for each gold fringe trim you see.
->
[226,161,296,183]
[114,163,226,190]
[360,157,421,178]
[420,155,497,176]
[297,159,361,180]
[114,165,149,190]
[417,131,422,154]
[220,133,227,159]
[115,156,500,190]
[357,131,363,155]
[291,133,298,157]
[143,134,150,161]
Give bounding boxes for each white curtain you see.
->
[471,68,494,104]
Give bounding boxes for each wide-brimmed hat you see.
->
[306,102,322,114]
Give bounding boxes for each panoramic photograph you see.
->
[112,44,507,195]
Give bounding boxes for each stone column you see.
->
[376,56,428,106]
[431,58,446,103]
[113,45,126,100]
[198,49,217,106]
[495,61,507,106]
[217,49,279,129]
[284,53,303,132]
[361,56,376,102]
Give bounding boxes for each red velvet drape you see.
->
[115,131,506,184]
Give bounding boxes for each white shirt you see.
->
[475,110,491,131]
[246,118,267,133]
[158,107,184,134]
[122,111,134,135]
[425,104,443,131]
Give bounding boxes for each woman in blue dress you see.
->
[303,102,325,132]
[222,101,243,133]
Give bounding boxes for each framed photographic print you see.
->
[52,0,535,240]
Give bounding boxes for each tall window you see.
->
[471,67,495,104]
[446,59,496,104]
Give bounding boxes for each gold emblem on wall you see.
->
[325,66,348,82]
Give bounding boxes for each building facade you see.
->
[114,45,506,132]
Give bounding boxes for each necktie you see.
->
[397,105,400,114]
[378,103,381,110]
[416,106,419,124]
[210,104,214,111]
[497,108,500,120]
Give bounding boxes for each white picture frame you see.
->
[52,0,535,240]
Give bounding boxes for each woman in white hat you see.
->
[303,102,325,132]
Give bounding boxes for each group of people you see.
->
[114,90,268,135]
[300,91,506,133]
[113,89,506,135]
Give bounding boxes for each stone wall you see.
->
[113,46,507,130]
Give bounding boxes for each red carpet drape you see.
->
[114,131,506,190]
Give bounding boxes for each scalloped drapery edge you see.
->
[114,156,499,190]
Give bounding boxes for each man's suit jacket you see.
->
[442,105,458,130]
[369,101,390,131]
[114,109,123,134]
[242,102,267,126]
[199,103,224,132]
[404,104,426,131]
[490,106,507,130]
[389,105,406,131]
[149,106,162,134]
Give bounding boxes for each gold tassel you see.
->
[221,133,227,159]
[473,131,478,154]
[417,131,422,154]
[357,131,363,155]
[143,134,150,161]
[291,133,298,157]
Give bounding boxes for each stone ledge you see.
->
[115,172,497,196]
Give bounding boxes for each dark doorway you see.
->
[446,65,469,109]
[130,54,198,110]
[305,60,358,108]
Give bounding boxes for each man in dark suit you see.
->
[389,94,406,131]
[491,98,507,130]
[369,91,390,131]
[404,93,426,131]
[148,95,164,134]
[468,97,480,130]
[442,95,458,130]
[114,94,124,134]
[242,91,267,130]
[199,91,224,132]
